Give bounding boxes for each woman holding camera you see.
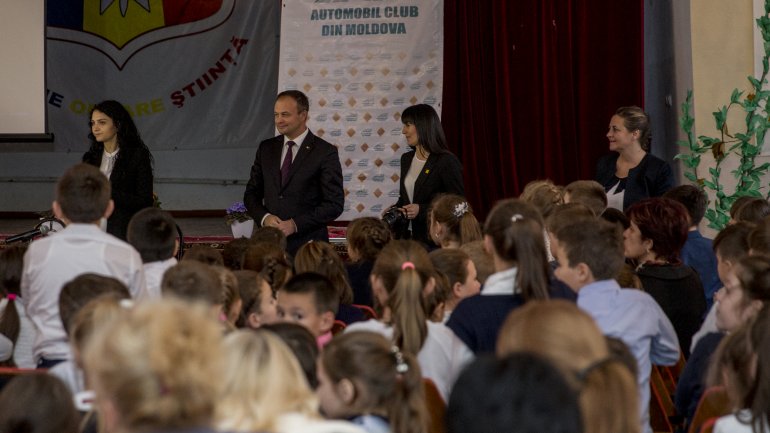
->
[390,104,464,247]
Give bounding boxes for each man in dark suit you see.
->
[244,90,344,255]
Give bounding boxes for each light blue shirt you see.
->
[577,279,680,433]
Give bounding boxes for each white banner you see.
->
[46,0,279,152]
[278,0,444,220]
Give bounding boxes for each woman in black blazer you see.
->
[392,104,464,247]
[83,100,154,240]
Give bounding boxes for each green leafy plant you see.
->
[676,1,770,230]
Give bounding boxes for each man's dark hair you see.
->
[127,208,177,263]
[663,185,708,227]
[56,163,111,223]
[277,90,309,113]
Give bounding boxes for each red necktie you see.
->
[281,141,295,186]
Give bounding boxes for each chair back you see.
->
[423,378,446,433]
[688,386,730,433]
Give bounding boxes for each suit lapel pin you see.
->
[425,169,430,174]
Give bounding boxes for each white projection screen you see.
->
[0,0,50,143]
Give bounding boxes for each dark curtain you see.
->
[443,0,644,219]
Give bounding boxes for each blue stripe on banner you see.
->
[47,0,83,29]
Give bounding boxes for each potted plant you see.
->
[225,201,253,238]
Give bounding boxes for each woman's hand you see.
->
[401,203,420,219]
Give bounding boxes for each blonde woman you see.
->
[215,329,365,433]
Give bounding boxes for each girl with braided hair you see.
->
[428,194,482,249]
[346,217,392,307]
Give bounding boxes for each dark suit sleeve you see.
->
[292,142,344,232]
[649,159,675,197]
[112,148,154,212]
[244,142,270,224]
[415,152,464,223]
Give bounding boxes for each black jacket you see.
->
[595,152,674,210]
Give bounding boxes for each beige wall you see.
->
[688,0,760,234]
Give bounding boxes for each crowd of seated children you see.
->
[221,237,251,270]
[624,197,706,356]
[213,266,241,328]
[428,194,482,249]
[243,241,293,291]
[126,207,179,299]
[429,249,480,322]
[448,352,583,433]
[161,260,224,320]
[346,239,474,400]
[552,217,679,433]
[233,269,278,329]
[21,163,146,368]
[276,272,339,348]
[563,179,608,216]
[215,328,366,433]
[318,331,428,433]
[446,199,550,354]
[518,179,563,261]
[182,244,224,267]
[294,241,366,325]
[0,244,34,368]
[344,217,391,307]
[498,300,641,433]
[664,185,721,310]
[677,255,770,427]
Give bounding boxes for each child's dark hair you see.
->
[281,272,339,316]
[448,352,582,433]
[749,218,770,257]
[251,226,288,251]
[429,194,483,245]
[730,196,757,220]
[346,217,391,262]
[127,207,177,263]
[599,207,630,230]
[429,249,471,292]
[663,185,708,227]
[56,163,111,223]
[233,270,271,328]
[161,261,223,305]
[545,202,595,234]
[424,270,450,322]
[371,240,432,355]
[322,331,428,433]
[555,218,625,281]
[182,244,224,267]
[714,221,754,262]
[519,180,563,219]
[0,245,25,367]
[260,322,319,388]
[59,273,131,335]
[294,241,354,305]
[565,180,608,217]
[243,242,293,291]
[0,374,80,433]
[213,265,241,323]
[459,240,494,285]
[733,197,770,224]
[483,199,549,300]
[222,238,252,270]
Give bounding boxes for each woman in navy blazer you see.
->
[392,104,464,247]
[83,100,154,240]
[595,106,674,211]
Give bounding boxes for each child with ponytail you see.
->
[0,245,35,367]
[428,194,482,248]
[346,240,473,401]
[317,331,428,433]
[446,199,550,354]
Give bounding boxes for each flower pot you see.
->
[230,219,254,239]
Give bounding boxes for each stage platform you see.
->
[0,216,348,253]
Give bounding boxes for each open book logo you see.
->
[47,0,235,70]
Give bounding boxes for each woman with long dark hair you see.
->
[391,104,464,247]
[83,100,154,240]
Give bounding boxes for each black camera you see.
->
[382,206,409,238]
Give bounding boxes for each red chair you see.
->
[698,417,718,433]
[688,386,730,433]
[650,366,678,433]
[423,378,446,433]
[351,304,378,320]
[331,320,347,335]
